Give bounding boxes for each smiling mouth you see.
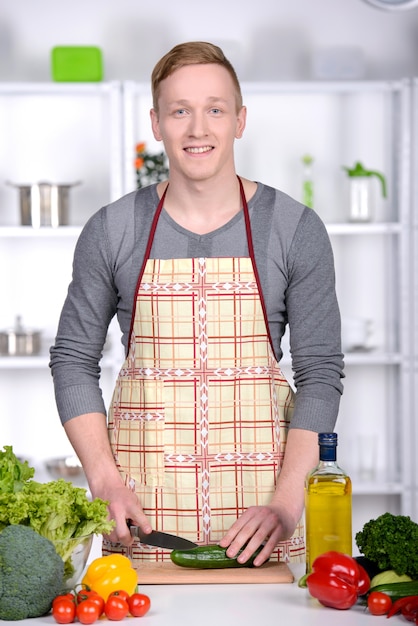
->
[185,146,213,154]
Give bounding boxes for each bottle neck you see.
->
[319,445,337,462]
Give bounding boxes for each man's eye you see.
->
[175,109,187,116]
[211,108,221,114]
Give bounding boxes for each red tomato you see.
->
[104,595,129,621]
[52,593,75,607]
[76,588,104,617]
[76,599,101,625]
[367,591,393,616]
[128,592,151,617]
[76,589,100,603]
[109,589,130,602]
[51,597,76,624]
[84,594,105,616]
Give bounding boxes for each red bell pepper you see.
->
[357,564,371,596]
[306,551,370,611]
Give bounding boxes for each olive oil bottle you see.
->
[305,432,352,573]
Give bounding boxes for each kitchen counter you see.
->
[15,555,379,626]
[14,574,376,626]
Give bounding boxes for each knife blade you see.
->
[129,526,198,550]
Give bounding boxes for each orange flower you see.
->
[135,142,146,154]
[134,141,169,188]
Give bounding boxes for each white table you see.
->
[17,540,375,626]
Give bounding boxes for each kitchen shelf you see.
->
[0,222,402,238]
[281,351,402,367]
[0,82,121,96]
[240,79,405,95]
[0,353,116,369]
[343,352,402,365]
[352,481,404,495]
[326,222,402,235]
[0,356,49,369]
[0,226,82,238]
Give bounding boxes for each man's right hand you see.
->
[63,412,153,546]
[92,481,153,546]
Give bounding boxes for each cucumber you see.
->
[170,544,264,569]
[368,580,418,601]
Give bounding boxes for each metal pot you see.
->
[45,456,85,480]
[7,180,81,227]
[0,316,42,356]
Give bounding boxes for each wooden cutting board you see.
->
[136,561,294,584]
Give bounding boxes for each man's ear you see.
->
[150,108,162,141]
[235,105,247,139]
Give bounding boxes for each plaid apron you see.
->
[104,180,305,564]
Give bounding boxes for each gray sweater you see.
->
[50,182,344,431]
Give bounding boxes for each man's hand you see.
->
[91,481,153,546]
[63,411,153,546]
[219,428,318,566]
[218,503,297,567]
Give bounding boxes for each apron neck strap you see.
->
[129,178,261,350]
[238,176,256,262]
[137,176,254,294]
[141,184,169,264]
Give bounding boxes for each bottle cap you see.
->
[318,432,337,446]
[318,433,338,461]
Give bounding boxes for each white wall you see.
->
[1,0,418,83]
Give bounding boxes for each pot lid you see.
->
[0,316,41,335]
[6,180,81,189]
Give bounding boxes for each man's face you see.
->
[150,63,246,184]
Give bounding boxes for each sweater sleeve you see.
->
[49,207,119,422]
[285,208,344,432]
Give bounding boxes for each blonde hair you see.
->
[151,41,243,112]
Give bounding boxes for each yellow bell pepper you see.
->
[81,554,137,600]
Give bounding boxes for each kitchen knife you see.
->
[129,525,198,550]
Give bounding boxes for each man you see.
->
[50,41,344,567]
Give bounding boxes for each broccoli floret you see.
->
[355,512,418,579]
[0,524,65,620]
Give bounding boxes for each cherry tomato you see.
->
[81,593,105,616]
[367,591,393,616]
[104,595,129,621]
[52,593,75,608]
[76,599,101,625]
[109,589,130,602]
[76,588,101,603]
[51,597,76,624]
[76,588,105,617]
[128,592,151,617]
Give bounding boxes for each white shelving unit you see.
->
[408,78,418,521]
[0,82,124,470]
[1,79,416,528]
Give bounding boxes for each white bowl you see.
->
[54,534,94,587]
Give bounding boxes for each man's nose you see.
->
[188,112,208,136]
